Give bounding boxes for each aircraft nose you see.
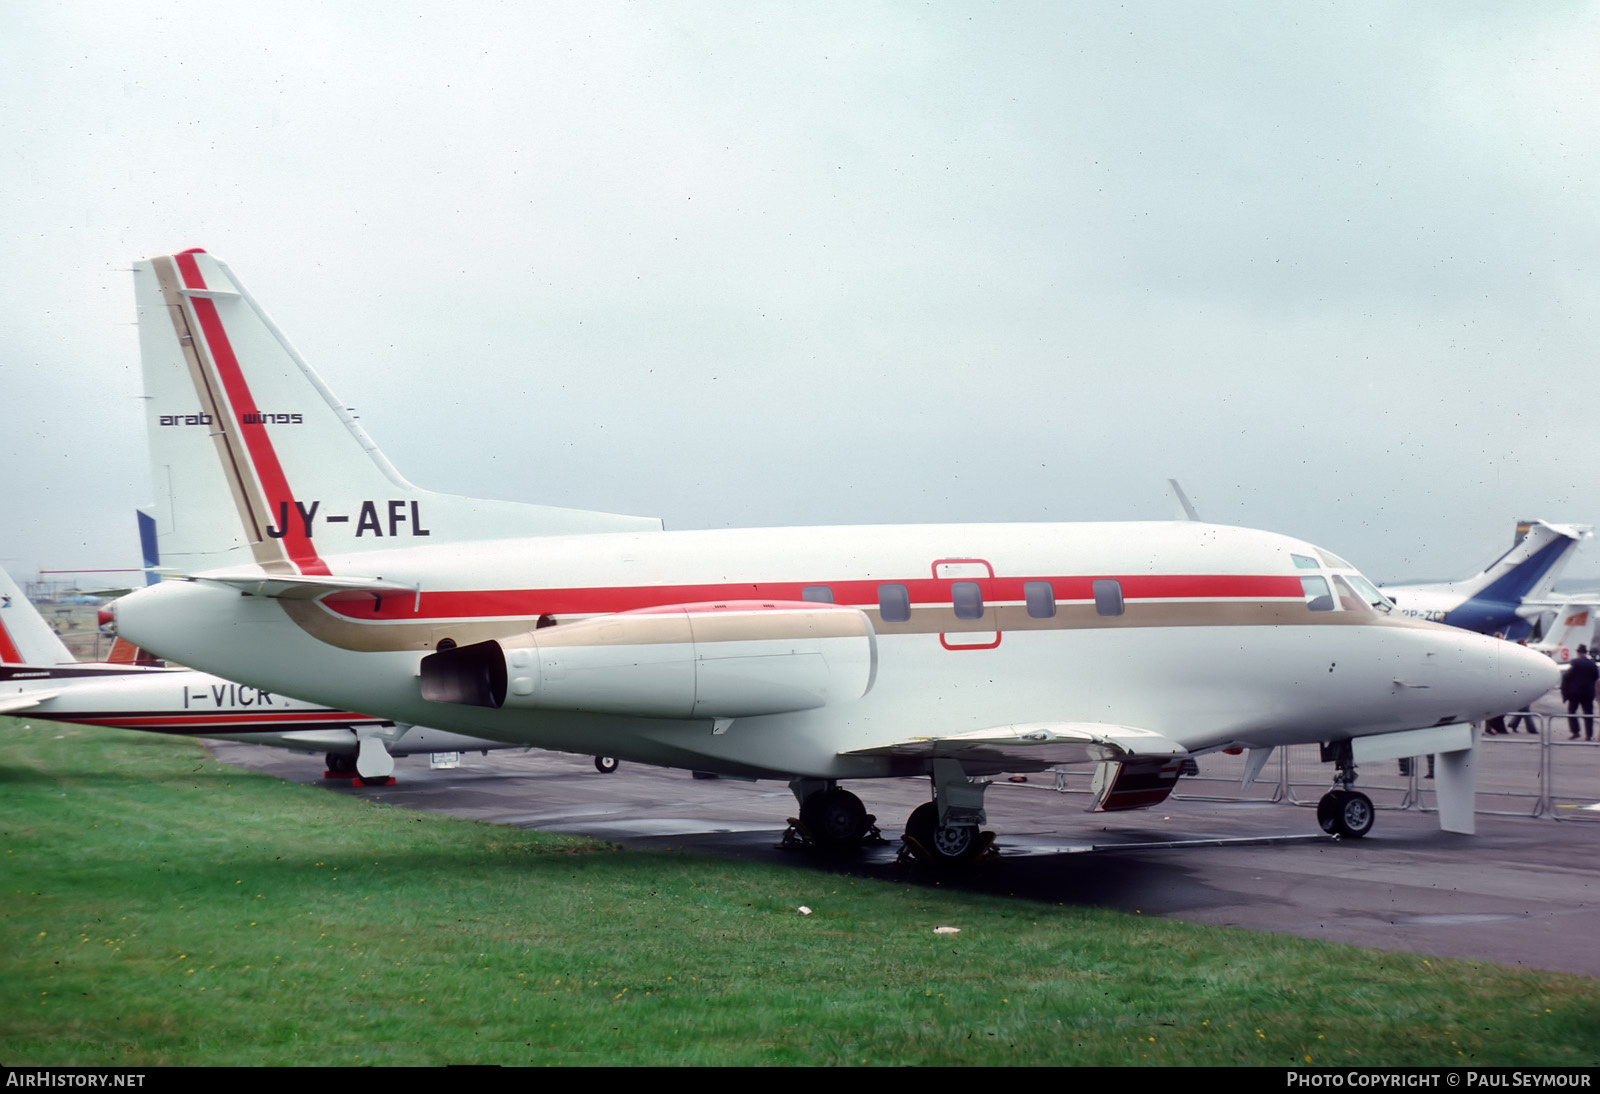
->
[1497,639,1561,711]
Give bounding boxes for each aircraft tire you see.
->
[325,752,357,777]
[594,756,619,774]
[800,788,869,849]
[905,801,980,866]
[1317,789,1374,838]
[1336,791,1374,838]
[1316,790,1347,834]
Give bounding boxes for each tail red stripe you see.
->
[173,253,331,577]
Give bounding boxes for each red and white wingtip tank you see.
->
[112,251,1558,864]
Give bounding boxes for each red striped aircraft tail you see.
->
[135,250,662,577]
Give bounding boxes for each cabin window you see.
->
[801,585,834,604]
[1093,579,1124,617]
[952,581,984,620]
[878,584,911,623]
[1301,575,1334,611]
[1024,580,1056,618]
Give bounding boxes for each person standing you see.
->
[1562,645,1599,741]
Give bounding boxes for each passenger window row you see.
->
[803,580,1127,620]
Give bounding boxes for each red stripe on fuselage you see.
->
[39,711,377,729]
[322,574,1305,622]
[173,253,331,577]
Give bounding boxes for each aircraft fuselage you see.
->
[113,520,1559,780]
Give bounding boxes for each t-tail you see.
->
[136,250,662,576]
[1383,519,1590,638]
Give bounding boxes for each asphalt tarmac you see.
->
[206,722,1600,980]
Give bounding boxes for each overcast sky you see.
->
[3,1,1597,587]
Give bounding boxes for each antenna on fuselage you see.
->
[1167,479,1200,522]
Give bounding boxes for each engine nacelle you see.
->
[419,600,877,719]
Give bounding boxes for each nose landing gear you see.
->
[1318,741,1374,838]
[1317,788,1374,838]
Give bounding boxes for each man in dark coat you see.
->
[1562,645,1599,741]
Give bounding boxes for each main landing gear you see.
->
[785,760,998,868]
[899,759,996,867]
[324,752,357,779]
[1317,742,1374,839]
[787,780,881,851]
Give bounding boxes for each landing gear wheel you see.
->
[325,752,357,778]
[904,801,982,866]
[1317,789,1374,838]
[594,756,618,774]
[1316,789,1347,834]
[1335,790,1373,838]
[799,788,869,849]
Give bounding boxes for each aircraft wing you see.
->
[845,721,1186,769]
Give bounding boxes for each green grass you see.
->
[2,719,1597,1066]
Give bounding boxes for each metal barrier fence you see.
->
[1048,712,1600,823]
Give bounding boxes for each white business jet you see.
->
[110,251,1557,862]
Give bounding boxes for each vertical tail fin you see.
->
[136,250,661,576]
[1533,602,1598,663]
[0,567,76,666]
[1455,520,1589,604]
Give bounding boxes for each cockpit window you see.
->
[1292,553,1321,570]
[1316,548,1354,569]
[1340,573,1392,613]
[1330,575,1373,615]
[1301,575,1334,611]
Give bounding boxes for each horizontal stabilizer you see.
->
[846,721,1186,771]
[187,571,419,601]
